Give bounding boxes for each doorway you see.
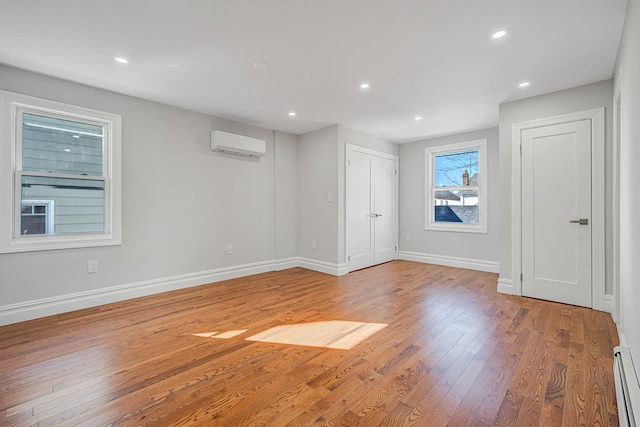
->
[346,145,398,271]
[511,108,605,309]
[521,120,592,306]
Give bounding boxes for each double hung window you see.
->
[425,139,487,233]
[0,91,121,253]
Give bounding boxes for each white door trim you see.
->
[612,67,622,322]
[511,108,605,310]
[345,144,398,273]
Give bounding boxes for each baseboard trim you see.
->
[274,257,299,271]
[0,253,503,326]
[398,250,499,273]
[0,257,354,326]
[0,260,280,327]
[497,278,514,295]
[297,257,348,276]
[603,294,614,314]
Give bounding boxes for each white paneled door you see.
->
[347,148,397,271]
[521,119,592,307]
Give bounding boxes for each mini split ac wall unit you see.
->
[211,130,266,158]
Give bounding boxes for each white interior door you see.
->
[348,151,375,270]
[373,156,396,264]
[347,148,397,271]
[521,119,592,307]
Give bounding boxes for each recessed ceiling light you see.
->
[288,111,297,117]
[64,148,71,152]
[359,82,371,90]
[519,81,531,87]
[72,135,80,138]
[114,57,129,64]
[253,61,269,70]
[414,116,422,121]
[492,30,507,39]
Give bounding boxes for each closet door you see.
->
[347,147,397,271]
[373,156,397,265]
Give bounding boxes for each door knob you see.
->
[569,218,588,225]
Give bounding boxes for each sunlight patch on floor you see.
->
[245,321,387,350]
[193,332,218,338]
[192,329,247,339]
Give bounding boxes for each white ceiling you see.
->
[0,0,628,143]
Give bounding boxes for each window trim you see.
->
[425,139,487,233]
[0,90,121,253]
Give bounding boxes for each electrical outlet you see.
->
[311,240,316,249]
[87,260,99,273]
[226,244,233,255]
[327,193,333,202]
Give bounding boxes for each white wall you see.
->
[296,124,398,274]
[339,125,398,156]
[615,0,640,359]
[0,65,298,325]
[498,80,614,293]
[398,127,500,272]
[297,125,340,268]
[274,131,298,265]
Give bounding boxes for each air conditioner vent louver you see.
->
[211,130,266,158]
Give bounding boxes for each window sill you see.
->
[425,223,487,234]
[0,233,121,254]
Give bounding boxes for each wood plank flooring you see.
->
[0,261,619,426]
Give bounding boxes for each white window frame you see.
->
[21,200,55,235]
[425,139,487,233]
[0,90,121,253]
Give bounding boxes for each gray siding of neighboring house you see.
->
[21,114,105,234]
[22,113,103,176]
[22,184,105,234]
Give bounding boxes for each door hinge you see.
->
[395,245,397,251]
[348,160,351,166]
[395,169,397,175]
[520,273,523,282]
[520,145,522,154]
[348,255,351,261]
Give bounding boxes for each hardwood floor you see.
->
[0,261,619,426]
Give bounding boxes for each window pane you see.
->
[434,149,479,187]
[21,175,105,234]
[433,189,479,224]
[21,214,46,235]
[22,113,103,176]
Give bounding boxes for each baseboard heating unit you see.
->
[614,346,640,427]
